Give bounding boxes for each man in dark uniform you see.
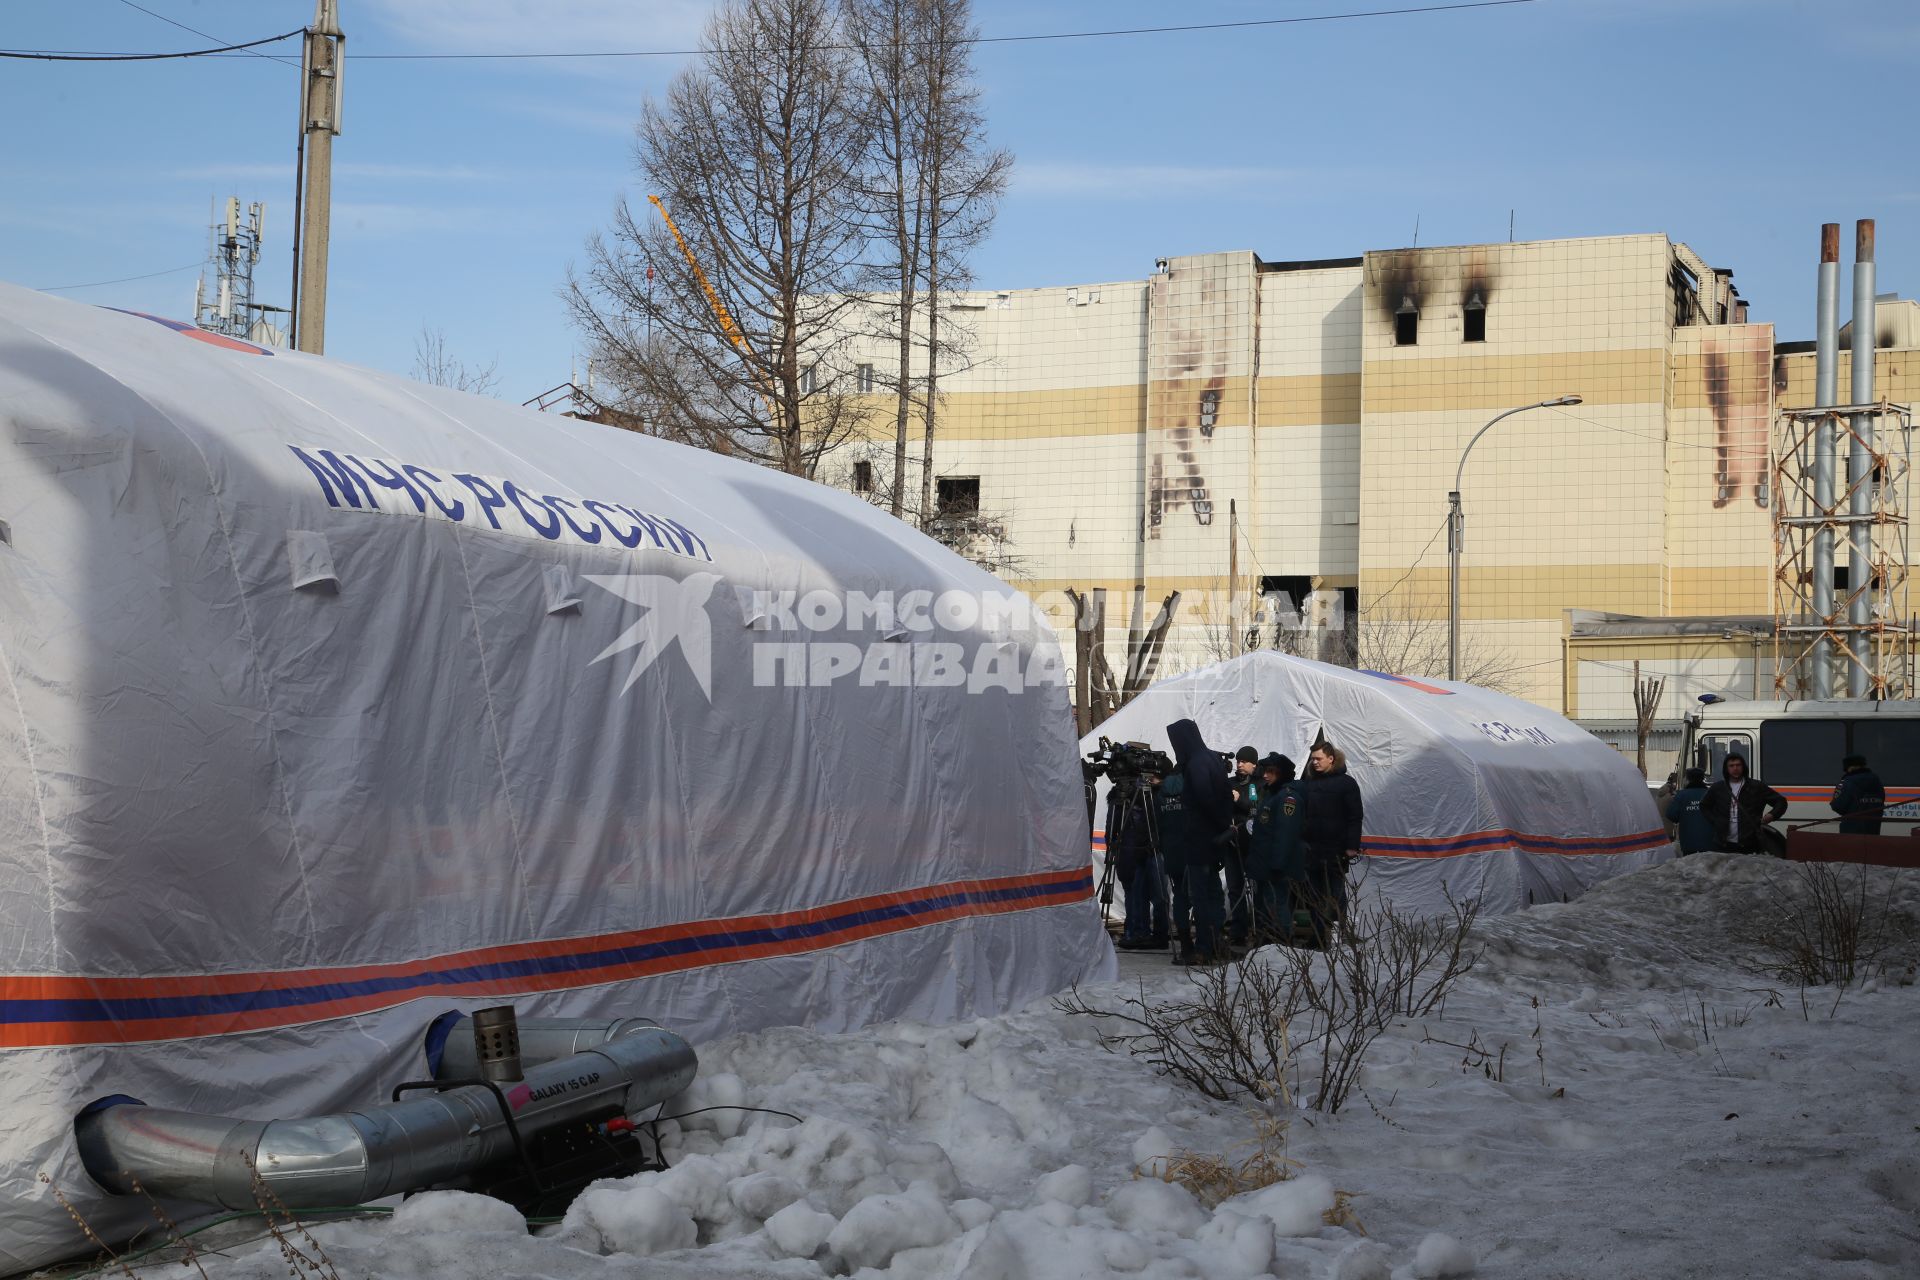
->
[1665,768,1713,855]
[1830,754,1887,836]
[1245,753,1303,944]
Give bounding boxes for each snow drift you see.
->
[0,284,1111,1271]
[1085,652,1670,915]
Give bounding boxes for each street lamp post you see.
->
[1447,395,1583,681]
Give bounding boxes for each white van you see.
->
[1678,698,1920,826]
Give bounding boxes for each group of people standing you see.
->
[1662,751,1886,854]
[1108,718,1365,966]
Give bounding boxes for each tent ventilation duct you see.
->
[73,1019,695,1211]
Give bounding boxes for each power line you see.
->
[113,0,301,68]
[2,1,1540,63]
[354,0,1540,59]
[37,262,203,292]
[0,28,302,61]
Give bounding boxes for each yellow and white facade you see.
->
[821,234,1918,721]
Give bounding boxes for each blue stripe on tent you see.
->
[0,874,1086,1027]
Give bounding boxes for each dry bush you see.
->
[1056,965,1295,1105]
[1057,890,1483,1113]
[1739,861,1917,991]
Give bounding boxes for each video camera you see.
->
[1083,736,1174,784]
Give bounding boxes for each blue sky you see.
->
[3,0,1916,400]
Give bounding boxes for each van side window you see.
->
[1696,733,1752,780]
[1849,720,1920,782]
[1759,720,1845,784]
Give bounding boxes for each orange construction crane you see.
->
[648,195,773,410]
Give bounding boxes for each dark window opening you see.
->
[1338,587,1358,667]
[936,476,980,516]
[1463,293,1486,343]
[1259,575,1310,638]
[1394,297,1418,346]
[1670,264,1700,327]
[852,460,873,493]
[1834,565,1884,592]
[856,363,875,394]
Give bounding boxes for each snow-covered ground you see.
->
[120,855,1920,1279]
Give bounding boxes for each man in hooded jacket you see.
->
[1165,719,1234,964]
[1701,752,1786,853]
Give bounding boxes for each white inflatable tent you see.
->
[1085,652,1670,916]
[0,284,1112,1271]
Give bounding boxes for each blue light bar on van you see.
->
[1698,694,1723,704]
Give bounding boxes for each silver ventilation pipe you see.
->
[1812,223,1840,699]
[74,1027,696,1210]
[430,1014,664,1082]
[1848,219,1878,696]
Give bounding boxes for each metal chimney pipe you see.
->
[1812,224,1840,699]
[470,1005,524,1084]
[1847,219,1877,696]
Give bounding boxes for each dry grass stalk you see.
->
[242,1154,342,1280]
[127,1173,212,1280]
[1740,861,1916,995]
[1136,1107,1299,1208]
[37,1172,138,1280]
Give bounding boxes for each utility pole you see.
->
[294,0,343,355]
[1228,499,1240,657]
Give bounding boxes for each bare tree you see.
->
[844,0,929,517]
[913,0,1011,526]
[1355,593,1522,695]
[411,325,499,396]
[564,0,871,477]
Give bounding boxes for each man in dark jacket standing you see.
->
[1701,753,1787,853]
[1166,719,1233,965]
[1665,768,1714,855]
[1830,755,1887,835]
[1226,745,1261,946]
[1298,741,1364,946]
[1246,753,1303,943]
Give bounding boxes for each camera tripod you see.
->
[1098,776,1167,936]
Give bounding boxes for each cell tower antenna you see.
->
[194,196,289,347]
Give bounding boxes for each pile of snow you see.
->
[166,856,1919,1279]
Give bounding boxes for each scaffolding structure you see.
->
[194,197,288,347]
[1772,399,1915,697]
